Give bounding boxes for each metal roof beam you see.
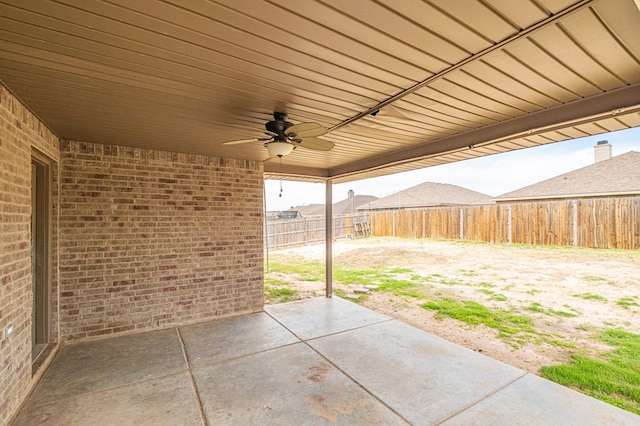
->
[263,163,329,181]
[328,83,640,180]
[327,0,595,133]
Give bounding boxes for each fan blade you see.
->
[286,122,327,138]
[222,137,271,145]
[295,137,334,151]
[222,138,259,145]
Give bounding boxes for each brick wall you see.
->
[59,141,264,340]
[1,83,265,423]
[0,84,263,424]
[0,84,60,426]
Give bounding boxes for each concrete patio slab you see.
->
[25,328,186,406]
[192,342,407,425]
[179,311,299,367]
[309,319,526,425]
[13,372,201,426]
[441,373,640,426]
[11,297,639,425]
[264,295,391,340]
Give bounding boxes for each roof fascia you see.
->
[494,191,640,202]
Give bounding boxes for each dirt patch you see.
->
[268,238,640,374]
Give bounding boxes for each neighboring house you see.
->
[333,190,379,215]
[494,142,640,203]
[286,204,325,217]
[277,210,302,220]
[265,211,280,220]
[358,182,492,211]
[288,190,378,216]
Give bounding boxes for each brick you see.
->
[60,142,265,343]
[1,83,265,425]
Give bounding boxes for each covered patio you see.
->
[12,297,638,425]
[2,0,640,424]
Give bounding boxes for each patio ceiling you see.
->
[1,0,640,183]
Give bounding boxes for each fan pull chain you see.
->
[279,156,283,197]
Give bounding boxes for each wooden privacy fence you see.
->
[369,197,640,249]
[266,212,370,250]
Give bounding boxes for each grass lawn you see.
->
[541,329,640,415]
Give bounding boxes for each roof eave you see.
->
[493,190,640,203]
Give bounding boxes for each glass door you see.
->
[31,157,50,361]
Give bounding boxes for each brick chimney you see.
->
[594,140,611,163]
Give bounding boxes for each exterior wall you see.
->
[58,141,264,340]
[1,83,265,423]
[0,85,60,425]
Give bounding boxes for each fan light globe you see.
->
[267,141,294,157]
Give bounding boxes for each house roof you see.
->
[289,195,378,216]
[287,204,325,217]
[333,195,379,215]
[1,1,640,183]
[494,151,640,201]
[359,182,492,210]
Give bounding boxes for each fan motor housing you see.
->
[265,112,293,135]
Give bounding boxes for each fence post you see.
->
[507,205,512,244]
[304,218,308,246]
[459,208,464,240]
[571,200,578,247]
[392,210,396,237]
[422,209,426,239]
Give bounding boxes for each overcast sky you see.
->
[265,127,640,212]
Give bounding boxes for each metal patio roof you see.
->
[1,0,640,183]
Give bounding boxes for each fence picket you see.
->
[366,197,640,249]
[265,212,370,250]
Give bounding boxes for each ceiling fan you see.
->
[222,112,334,158]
